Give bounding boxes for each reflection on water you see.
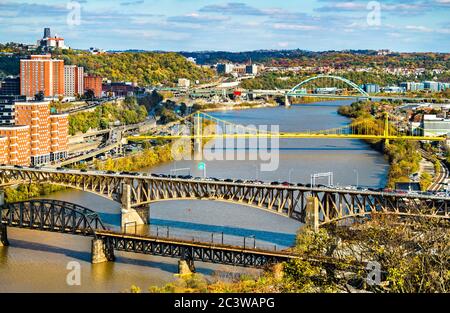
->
[0,101,389,292]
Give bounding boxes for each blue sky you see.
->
[0,0,449,52]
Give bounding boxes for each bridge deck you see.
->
[95,230,297,259]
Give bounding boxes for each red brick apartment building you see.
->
[84,74,103,98]
[20,55,65,98]
[49,113,69,162]
[0,125,31,166]
[0,101,69,166]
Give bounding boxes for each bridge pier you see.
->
[285,95,291,107]
[178,259,196,275]
[0,223,9,247]
[121,182,149,229]
[91,238,115,264]
[305,196,319,232]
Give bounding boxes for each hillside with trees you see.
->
[54,50,215,86]
[68,96,147,135]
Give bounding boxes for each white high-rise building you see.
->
[64,65,84,97]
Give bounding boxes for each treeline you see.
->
[4,184,67,203]
[181,49,450,70]
[133,216,449,293]
[241,71,448,91]
[69,97,147,135]
[54,50,214,86]
[338,101,424,189]
[93,144,173,172]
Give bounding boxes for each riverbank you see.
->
[337,101,426,189]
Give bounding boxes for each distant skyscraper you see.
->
[44,27,51,38]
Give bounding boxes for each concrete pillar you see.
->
[285,95,291,107]
[305,196,319,232]
[0,224,9,247]
[194,113,203,154]
[120,182,148,228]
[178,259,195,275]
[91,238,115,264]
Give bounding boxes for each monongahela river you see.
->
[0,100,389,292]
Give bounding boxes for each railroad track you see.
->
[420,149,449,191]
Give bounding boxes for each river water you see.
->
[0,100,389,292]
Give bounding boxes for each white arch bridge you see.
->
[0,166,448,230]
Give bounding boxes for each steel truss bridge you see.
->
[0,199,106,236]
[0,198,298,268]
[0,167,449,229]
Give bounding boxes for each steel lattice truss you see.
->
[97,231,295,268]
[1,168,449,226]
[0,199,106,235]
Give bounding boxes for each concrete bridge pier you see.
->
[0,224,9,247]
[178,259,196,275]
[305,196,319,232]
[285,95,291,107]
[121,182,149,229]
[0,189,4,206]
[0,190,7,247]
[91,238,115,264]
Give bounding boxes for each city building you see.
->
[245,64,258,75]
[49,113,69,162]
[0,136,8,164]
[0,95,26,125]
[0,77,20,95]
[88,47,105,55]
[216,63,234,74]
[382,86,405,93]
[64,65,84,97]
[177,78,190,89]
[20,55,65,98]
[362,83,380,93]
[0,101,70,166]
[102,82,136,97]
[400,82,425,92]
[15,102,51,165]
[37,27,67,50]
[84,74,103,98]
[0,125,31,166]
[422,114,450,137]
[423,81,440,92]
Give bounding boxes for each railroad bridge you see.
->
[1,167,449,230]
[0,199,297,271]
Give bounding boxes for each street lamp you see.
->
[353,169,359,188]
[244,235,256,249]
[198,162,206,178]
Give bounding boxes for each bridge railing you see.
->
[121,225,283,251]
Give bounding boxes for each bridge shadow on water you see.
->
[149,219,297,248]
[7,239,232,276]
